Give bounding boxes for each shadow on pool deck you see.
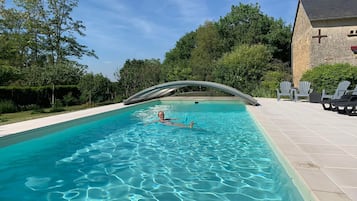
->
[247,98,357,201]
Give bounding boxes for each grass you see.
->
[0,104,94,126]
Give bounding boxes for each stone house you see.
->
[291,0,357,86]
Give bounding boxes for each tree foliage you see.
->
[1,2,294,107]
[115,59,161,97]
[78,73,111,104]
[18,61,86,86]
[189,21,223,80]
[0,65,21,85]
[158,3,291,95]
[214,44,272,94]
[162,31,196,81]
[0,0,96,86]
[217,3,291,62]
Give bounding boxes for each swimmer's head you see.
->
[158,111,165,119]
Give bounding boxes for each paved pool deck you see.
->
[0,103,127,136]
[247,98,357,201]
[0,97,356,201]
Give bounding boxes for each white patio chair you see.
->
[276,81,293,101]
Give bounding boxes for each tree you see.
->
[0,65,21,85]
[42,0,97,64]
[217,3,291,62]
[0,0,97,87]
[189,21,223,80]
[0,0,97,68]
[115,59,161,97]
[78,73,111,105]
[214,44,272,93]
[20,61,86,86]
[0,6,29,67]
[162,31,196,82]
[78,73,94,105]
[16,61,85,105]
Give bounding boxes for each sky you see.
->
[31,0,300,81]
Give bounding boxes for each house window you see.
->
[348,30,357,37]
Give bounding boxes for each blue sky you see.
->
[15,0,298,81]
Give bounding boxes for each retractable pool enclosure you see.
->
[123,80,260,106]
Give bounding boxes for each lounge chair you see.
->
[334,96,357,116]
[276,81,293,101]
[328,85,357,114]
[321,80,350,101]
[327,85,357,111]
[321,80,351,110]
[294,81,313,101]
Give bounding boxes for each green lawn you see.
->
[0,104,93,126]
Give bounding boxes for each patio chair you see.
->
[329,85,357,111]
[321,80,350,101]
[334,95,357,116]
[294,81,313,101]
[276,81,293,101]
[321,80,351,110]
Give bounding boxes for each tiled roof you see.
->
[301,0,357,21]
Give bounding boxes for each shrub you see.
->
[0,100,17,113]
[214,44,272,94]
[301,63,357,93]
[62,92,78,106]
[18,104,41,111]
[254,71,291,97]
[49,99,65,113]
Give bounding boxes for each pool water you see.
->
[0,101,304,201]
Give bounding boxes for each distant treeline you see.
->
[1,2,292,109]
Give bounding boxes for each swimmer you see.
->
[157,111,194,128]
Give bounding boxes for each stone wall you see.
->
[292,3,357,87]
[310,20,357,69]
[292,3,312,86]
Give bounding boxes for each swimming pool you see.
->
[0,100,304,201]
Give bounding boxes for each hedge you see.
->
[0,85,80,107]
[301,63,357,94]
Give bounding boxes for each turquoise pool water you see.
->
[0,101,304,201]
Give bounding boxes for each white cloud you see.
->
[167,0,210,23]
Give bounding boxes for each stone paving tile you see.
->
[248,98,356,201]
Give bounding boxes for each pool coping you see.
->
[0,103,128,137]
[247,98,356,201]
[0,97,356,201]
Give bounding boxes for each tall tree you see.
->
[115,59,161,97]
[217,3,291,62]
[162,31,196,82]
[0,0,97,87]
[1,0,97,67]
[0,5,29,67]
[78,73,111,105]
[189,21,223,81]
[43,0,97,64]
[31,0,97,64]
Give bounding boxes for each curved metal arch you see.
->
[123,80,260,106]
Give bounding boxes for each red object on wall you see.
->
[351,46,357,54]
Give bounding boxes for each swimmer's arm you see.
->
[165,118,178,121]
